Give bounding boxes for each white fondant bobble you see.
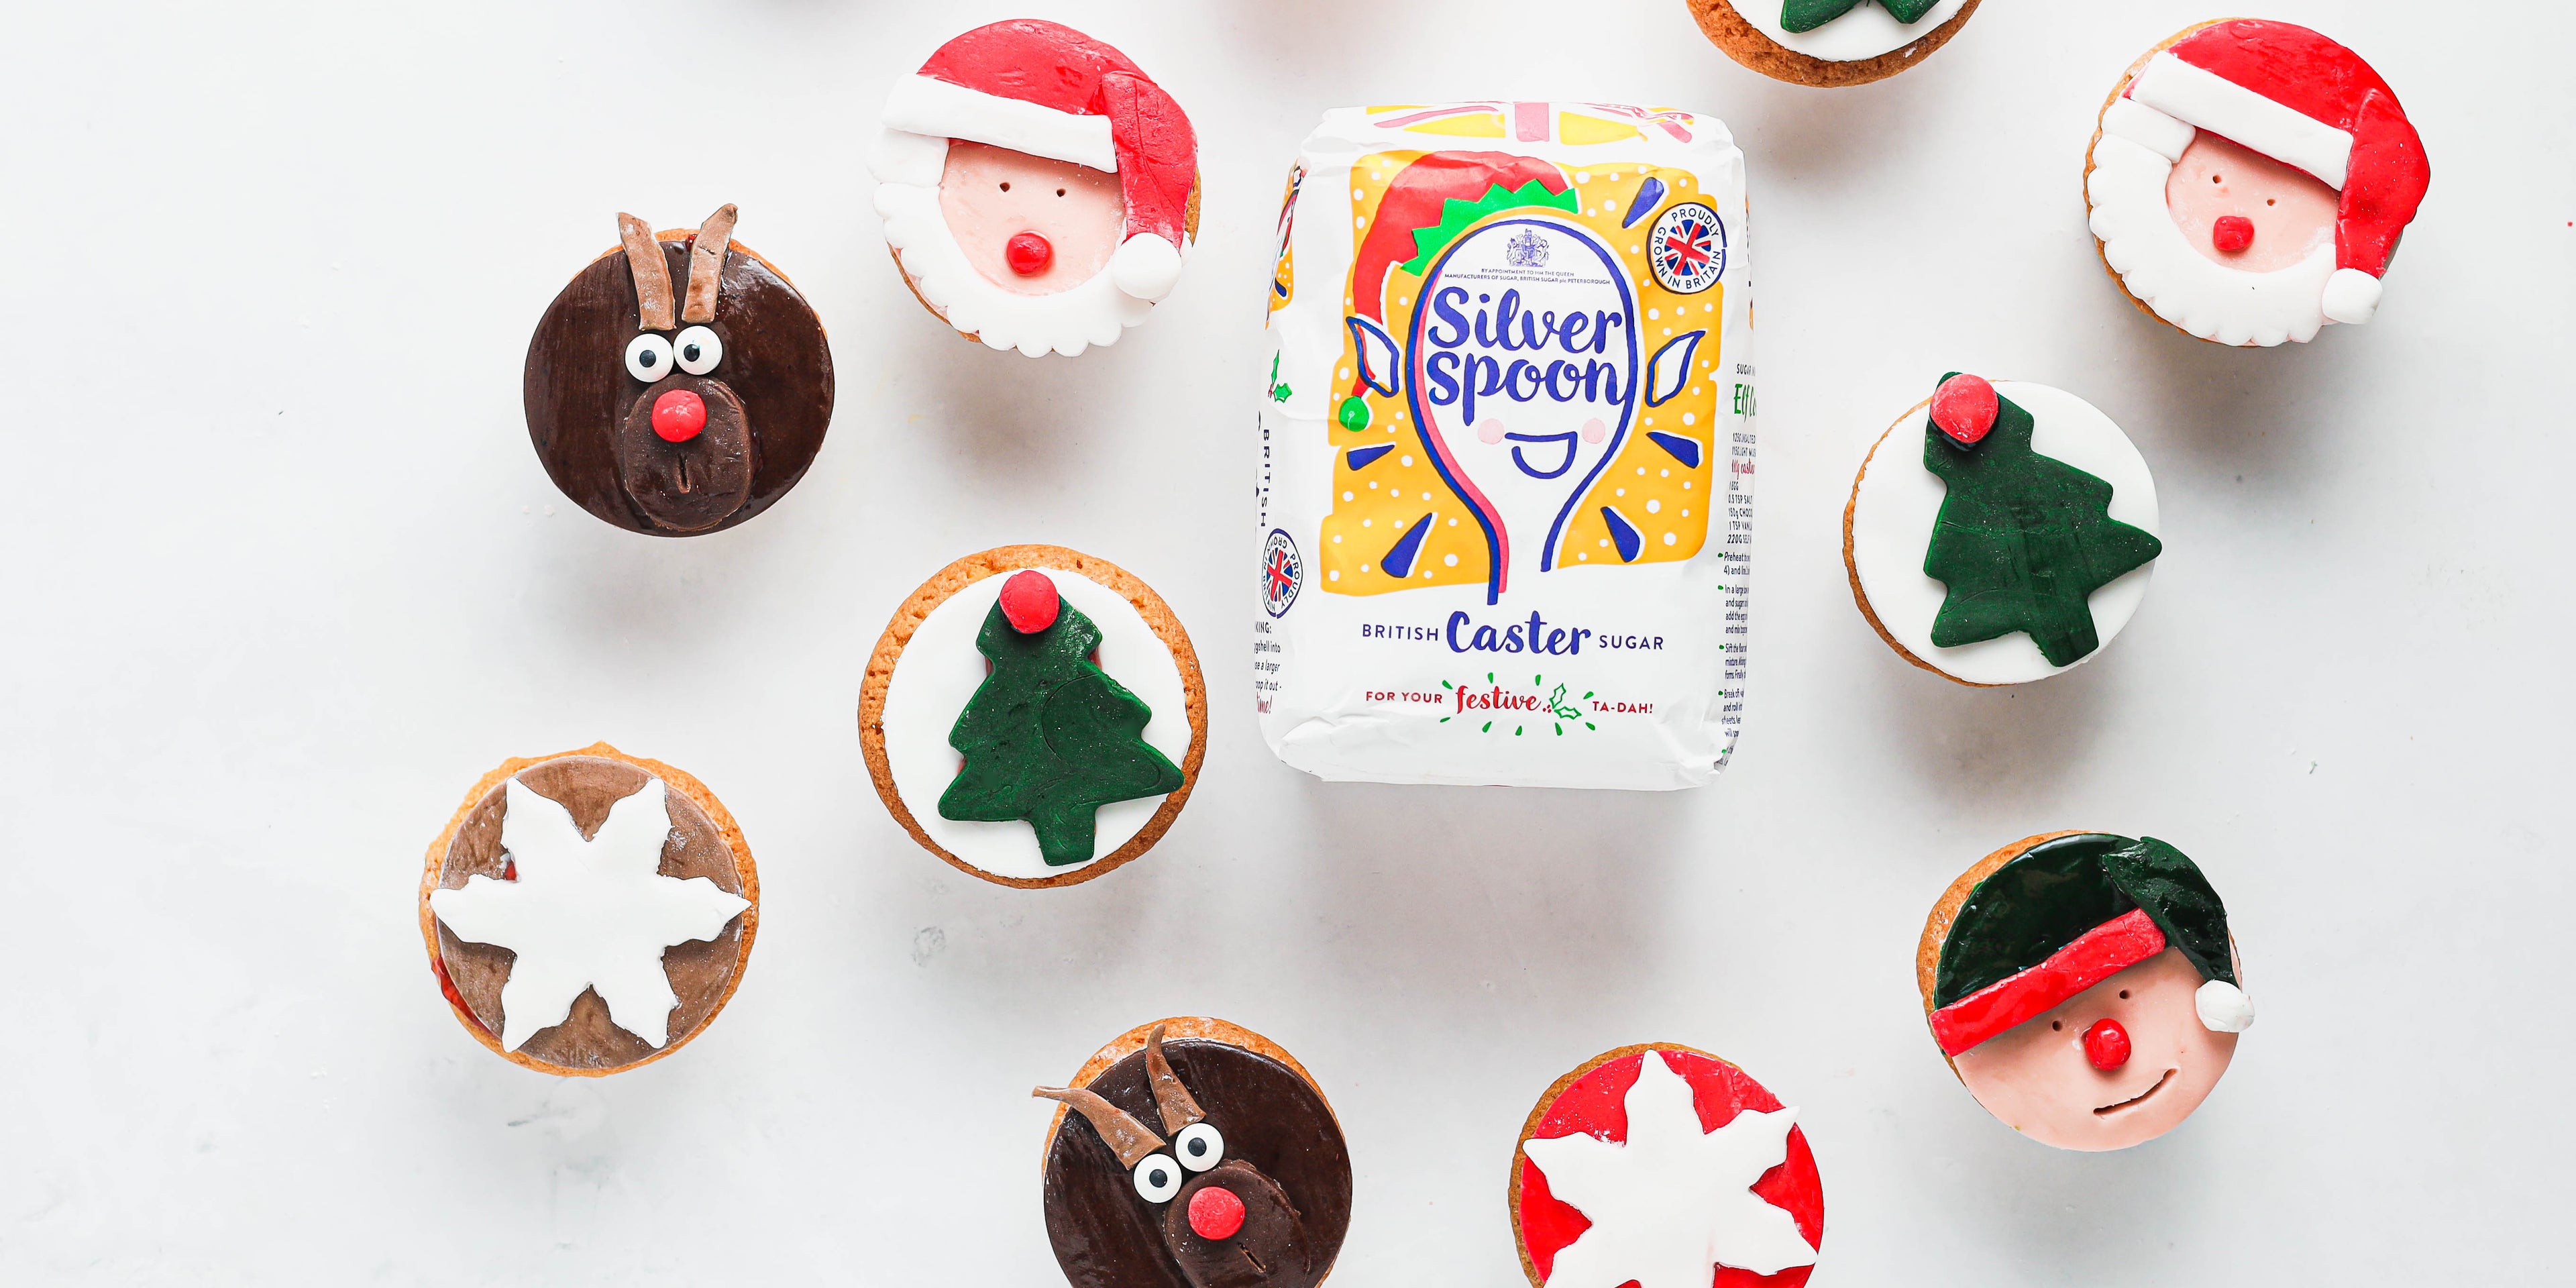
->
[1111,233,1185,303]
[2322,268,2383,325]
[2196,979,2257,1033]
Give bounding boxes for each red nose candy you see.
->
[998,570,1061,635]
[2211,215,2255,254]
[651,388,707,442]
[1187,1185,1246,1241]
[1930,373,2000,447]
[1006,231,1055,277]
[2084,1018,2133,1071]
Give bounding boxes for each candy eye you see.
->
[674,325,724,376]
[1173,1123,1224,1173]
[1132,1153,1183,1203]
[625,333,675,383]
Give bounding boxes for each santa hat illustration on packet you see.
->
[870,20,1199,358]
[2088,19,2429,347]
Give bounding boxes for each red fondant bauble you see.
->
[1931,374,1999,447]
[999,570,1062,634]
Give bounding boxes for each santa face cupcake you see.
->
[870,20,1200,358]
[1919,833,2255,1151]
[2086,20,2430,347]
[1034,1019,1352,1288]
[1686,0,1980,87]
[861,546,1205,888]
[1513,1044,1823,1287]
[524,205,835,535]
[1844,373,2161,686]
[419,744,757,1076]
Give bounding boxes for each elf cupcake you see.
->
[1919,832,2255,1150]
[1844,373,2161,686]
[1686,1,1981,87]
[419,744,757,1075]
[2086,20,2430,347]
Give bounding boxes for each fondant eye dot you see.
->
[1132,1153,1183,1203]
[674,325,724,376]
[1173,1122,1224,1173]
[625,333,675,383]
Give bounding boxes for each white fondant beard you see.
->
[873,134,1154,359]
[2088,131,2337,347]
[1735,0,1970,62]
[879,570,1191,881]
[1848,381,2159,686]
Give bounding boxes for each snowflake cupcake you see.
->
[419,744,757,1075]
[1686,1,1982,87]
[1513,1044,1823,1287]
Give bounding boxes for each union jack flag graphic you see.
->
[1649,202,1726,295]
[1262,530,1303,618]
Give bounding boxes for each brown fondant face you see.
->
[434,756,749,1071]
[1043,1040,1350,1288]
[1952,947,2238,1150]
[2163,132,2339,273]
[524,239,833,535]
[938,140,1126,296]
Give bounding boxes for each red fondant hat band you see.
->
[1931,908,2167,1057]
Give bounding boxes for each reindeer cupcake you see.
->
[1034,1020,1351,1288]
[523,205,835,535]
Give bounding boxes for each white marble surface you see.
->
[1,1,2564,1283]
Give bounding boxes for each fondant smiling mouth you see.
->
[2094,1067,2176,1116]
[1505,431,1578,480]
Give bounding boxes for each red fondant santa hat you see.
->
[2104,20,2428,325]
[880,20,1197,303]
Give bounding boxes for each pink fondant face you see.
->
[1952,948,2237,1151]
[2163,133,2339,273]
[936,141,1125,297]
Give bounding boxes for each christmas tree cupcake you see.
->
[1686,1,1981,87]
[1919,832,2255,1150]
[419,744,757,1075]
[524,205,835,535]
[1513,1044,1823,1287]
[2086,20,2430,347]
[1843,373,2161,686]
[861,546,1205,888]
[869,19,1200,358]
[1032,1018,1352,1288]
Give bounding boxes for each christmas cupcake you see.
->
[1843,373,2161,686]
[2086,20,2430,347]
[1033,1019,1352,1288]
[1513,1044,1823,1287]
[1686,1,1980,87]
[1919,832,2255,1151]
[869,20,1200,358]
[861,546,1205,889]
[419,744,757,1075]
[525,205,835,535]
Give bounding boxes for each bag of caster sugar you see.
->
[1253,102,1755,790]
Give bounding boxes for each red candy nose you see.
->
[1187,1185,1246,1241]
[651,388,707,443]
[2211,215,2255,254]
[998,570,1061,635]
[2084,1018,2133,1071]
[1006,231,1054,277]
[1931,372,2000,447]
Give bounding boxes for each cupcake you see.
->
[1686,0,1981,87]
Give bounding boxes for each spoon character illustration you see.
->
[1035,1021,1352,1288]
[1918,832,2255,1150]
[523,205,835,536]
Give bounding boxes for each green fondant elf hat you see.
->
[1930,834,2253,1057]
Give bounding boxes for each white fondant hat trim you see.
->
[2130,53,2352,190]
[2102,97,2194,164]
[882,74,1119,174]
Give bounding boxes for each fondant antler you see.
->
[1144,1024,1208,1134]
[681,203,738,324]
[616,212,675,332]
[1034,1085,1165,1168]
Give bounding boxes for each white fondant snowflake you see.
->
[429,777,749,1052]
[1523,1050,1818,1287]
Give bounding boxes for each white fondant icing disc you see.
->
[879,568,1191,881]
[1737,0,1970,63]
[1848,380,2159,686]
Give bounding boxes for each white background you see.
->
[2,1,2565,1282]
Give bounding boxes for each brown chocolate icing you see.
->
[432,755,749,1070]
[524,236,833,536]
[1042,1040,1351,1288]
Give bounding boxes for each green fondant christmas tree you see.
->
[1783,0,1940,34]
[939,571,1184,867]
[1920,374,2161,667]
